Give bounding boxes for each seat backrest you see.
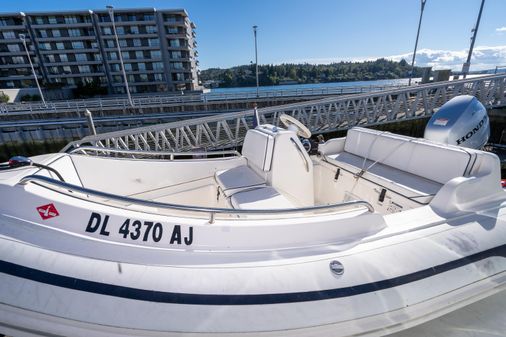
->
[344,127,473,184]
[242,129,275,175]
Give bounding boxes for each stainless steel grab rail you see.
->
[69,146,241,159]
[290,137,310,172]
[18,175,374,221]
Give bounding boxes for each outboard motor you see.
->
[424,95,490,149]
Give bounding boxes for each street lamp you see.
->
[462,0,485,79]
[18,31,46,105]
[408,0,427,86]
[253,25,259,98]
[106,5,133,106]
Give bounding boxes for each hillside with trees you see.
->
[200,58,422,88]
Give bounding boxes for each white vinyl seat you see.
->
[215,128,274,198]
[327,152,442,204]
[322,127,475,205]
[230,186,295,210]
[215,165,266,197]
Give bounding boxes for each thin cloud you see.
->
[496,27,506,32]
[284,45,506,71]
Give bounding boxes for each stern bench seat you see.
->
[322,127,476,205]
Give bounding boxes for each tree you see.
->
[0,92,9,103]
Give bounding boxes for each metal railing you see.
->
[0,83,408,116]
[19,174,374,221]
[69,146,240,160]
[62,74,506,153]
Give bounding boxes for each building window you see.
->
[94,53,102,61]
[108,52,118,60]
[78,65,91,73]
[128,14,137,21]
[167,26,178,34]
[59,54,68,62]
[102,27,112,35]
[68,29,81,37]
[66,78,75,85]
[75,53,87,61]
[133,39,142,47]
[39,30,48,38]
[135,51,144,59]
[124,63,133,71]
[52,29,61,37]
[64,16,78,24]
[34,17,44,24]
[170,51,182,58]
[144,14,155,21]
[46,54,56,62]
[148,38,159,47]
[130,26,139,34]
[49,66,58,74]
[152,62,163,70]
[151,50,161,59]
[137,63,146,71]
[169,39,180,47]
[7,44,21,52]
[111,64,121,72]
[116,26,125,35]
[0,19,9,26]
[12,56,25,64]
[154,73,163,81]
[172,62,183,70]
[106,40,115,48]
[2,31,15,39]
[62,66,72,74]
[121,51,130,60]
[37,43,49,51]
[146,26,157,34]
[48,16,57,24]
[71,41,84,49]
[119,39,127,47]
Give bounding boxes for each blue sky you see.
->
[3,0,506,70]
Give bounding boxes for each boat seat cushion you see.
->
[215,165,266,197]
[343,127,473,185]
[230,186,295,210]
[326,152,442,204]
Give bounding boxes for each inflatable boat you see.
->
[0,96,505,336]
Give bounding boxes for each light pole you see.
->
[462,0,485,79]
[253,25,259,98]
[107,5,133,106]
[408,0,427,86]
[18,32,46,105]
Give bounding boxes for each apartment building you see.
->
[0,8,200,94]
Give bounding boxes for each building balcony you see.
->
[47,72,105,78]
[30,22,94,28]
[97,20,156,27]
[38,48,99,54]
[36,35,97,42]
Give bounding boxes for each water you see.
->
[209,78,417,94]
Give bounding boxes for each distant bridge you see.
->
[62,74,506,152]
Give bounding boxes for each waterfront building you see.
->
[0,8,200,94]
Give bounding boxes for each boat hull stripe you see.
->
[1,244,505,305]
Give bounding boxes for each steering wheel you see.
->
[279,114,312,138]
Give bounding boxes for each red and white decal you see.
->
[36,203,60,220]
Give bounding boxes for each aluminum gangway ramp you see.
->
[63,74,506,153]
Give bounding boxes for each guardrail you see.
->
[19,174,374,221]
[62,74,506,153]
[0,83,407,116]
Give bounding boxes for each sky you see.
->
[2,0,506,71]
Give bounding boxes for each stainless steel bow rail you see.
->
[68,146,240,159]
[62,74,506,153]
[18,175,374,221]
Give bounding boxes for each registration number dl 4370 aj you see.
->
[85,212,194,246]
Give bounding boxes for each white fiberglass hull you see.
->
[1,206,505,337]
